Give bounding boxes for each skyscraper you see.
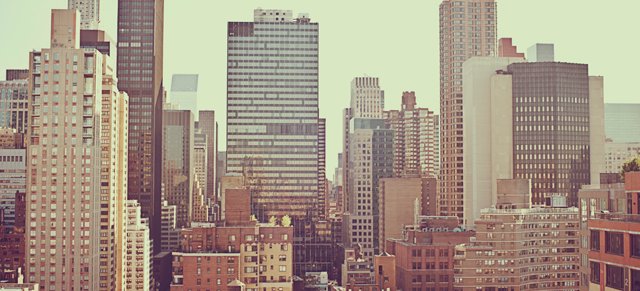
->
[198,110,217,206]
[227,9,328,275]
[461,54,604,226]
[26,10,127,289]
[462,56,524,226]
[117,0,164,253]
[384,91,438,178]
[509,62,603,206]
[439,0,497,219]
[342,77,385,217]
[99,57,129,291]
[170,74,198,115]
[68,0,99,29]
[162,110,194,227]
[345,118,394,259]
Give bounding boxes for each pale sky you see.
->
[1,0,638,178]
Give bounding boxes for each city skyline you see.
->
[2,1,640,290]
[1,0,638,173]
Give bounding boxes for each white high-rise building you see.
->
[68,0,100,29]
[123,200,152,291]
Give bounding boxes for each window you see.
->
[632,269,640,291]
[590,261,600,284]
[605,232,624,255]
[605,264,623,290]
[631,234,640,258]
[279,265,286,272]
[590,230,600,251]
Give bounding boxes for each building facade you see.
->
[170,74,198,115]
[226,9,330,276]
[198,110,217,206]
[497,37,525,58]
[117,0,164,253]
[123,200,153,291]
[160,200,180,252]
[5,69,29,81]
[68,0,99,29]
[604,142,640,174]
[454,180,581,290]
[378,177,438,249]
[384,91,438,178]
[605,103,640,143]
[170,189,294,291]
[578,172,640,290]
[193,127,208,204]
[462,56,523,226]
[345,118,394,260]
[527,43,555,62]
[0,79,29,134]
[162,109,194,227]
[26,10,127,290]
[0,148,25,229]
[386,217,472,291]
[508,62,604,206]
[0,192,25,283]
[350,77,385,119]
[99,61,129,291]
[439,0,497,219]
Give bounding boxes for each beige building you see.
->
[123,200,152,291]
[101,57,129,291]
[454,180,580,290]
[462,56,523,227]
[439,0,497,219]
[378,177,437,249]
[26,9,127,290]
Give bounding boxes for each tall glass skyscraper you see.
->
[226,9,328,276]
[117,0,164,254]
[226,9,319,220]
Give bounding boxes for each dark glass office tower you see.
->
[226,9,331,276]
[117,0,164,253]
[508,62,591,206]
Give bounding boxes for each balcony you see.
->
[593,213,640,223]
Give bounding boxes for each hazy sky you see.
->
[1,0,638,177]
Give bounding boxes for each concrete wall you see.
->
[462,56,523,228]
[589,76,605,186]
